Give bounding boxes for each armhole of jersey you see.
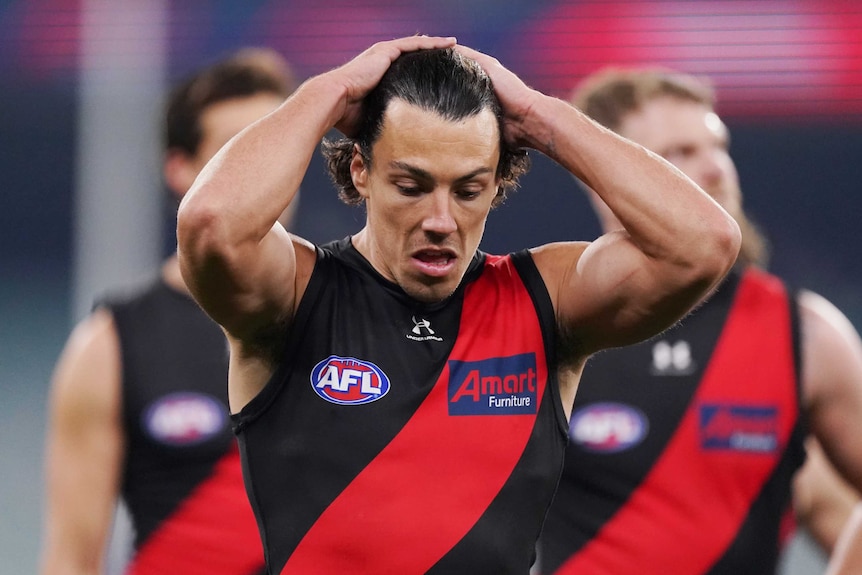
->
[232,246,330,433]
[510,249,568,434]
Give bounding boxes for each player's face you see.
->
[351,99,501,303]
[618,96,743,222]
[168,92,285,201]
[195,93,285,168]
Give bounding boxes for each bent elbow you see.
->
[699,212,742,285]
[176,193,235,282]
[178,197,215,256]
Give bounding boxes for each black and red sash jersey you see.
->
[538,268,807,575]
[106,278,265,574]
[233,238,567,575]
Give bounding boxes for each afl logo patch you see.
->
[142,392,228,446]
[569,402,648,453]
[311,355,391,405]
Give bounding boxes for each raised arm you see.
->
[177,36,457,406]
[39,309,124,575]
[457,46,740,358]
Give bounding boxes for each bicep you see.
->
[533,234,708,356]
[178,212,306,345]
[40,310,125,575]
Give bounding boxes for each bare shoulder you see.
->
[798,289,862,407]
[290,233,319,310]
[528,240,591,262]
[527,241,591,302]
[290,233,317,269]
[528,240,595,357]
[49,307,122,423]
[798,290,862,367]
[799,290,859,334]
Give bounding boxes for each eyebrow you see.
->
[389,160,495,184]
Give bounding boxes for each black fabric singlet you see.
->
[105,276,265,574]
[539,268,807,575]
[234,238,568,575]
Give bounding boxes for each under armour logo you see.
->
[650,340,695,375]
[406,316,443,342]
[412,317,435,336]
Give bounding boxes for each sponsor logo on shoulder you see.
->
[448,353,538,415]
[650,339,696,375]
[143,392,228,446]
[407,316,443,342]
[569,402,648,453]
[699,403,779,453]
[311,355,390,405]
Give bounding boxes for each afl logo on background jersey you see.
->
[569,402,648,453]
[310,355,391,405]
[143,392,228,446]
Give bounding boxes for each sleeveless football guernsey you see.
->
[234,238,567,575]
[107,278,265,574]
[539,268,806,575]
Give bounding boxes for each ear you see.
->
[163,149,199,201]
[349,144,369,198]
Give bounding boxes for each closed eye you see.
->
[456,188,482,200]
[396,184,422,196]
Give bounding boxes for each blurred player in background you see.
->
[538,66,862,575]
[39,47,297,575]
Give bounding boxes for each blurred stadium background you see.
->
[1,1,860,573]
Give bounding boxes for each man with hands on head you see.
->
[177,36,740,574]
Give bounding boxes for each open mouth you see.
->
[412,249,457,276]
[415,250,454,265]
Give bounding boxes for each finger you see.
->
[453,44,494,66]
[369,35,457,62]
[453,44,482,59]
[392,34,458,52]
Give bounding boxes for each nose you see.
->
[692,149,725,190]
[421,189,457,235]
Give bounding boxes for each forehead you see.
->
[617,96,727,150]
[372,99,501,171]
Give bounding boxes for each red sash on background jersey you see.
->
[126,447,264,575]
[555,269,797,575]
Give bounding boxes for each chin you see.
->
[403,281,457,304]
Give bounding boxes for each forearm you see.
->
[527,95,739,270]
[179,75,346,248]
[176,75,348,329]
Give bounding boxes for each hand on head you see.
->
[453,45,541,151]
[331,35,457,136]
